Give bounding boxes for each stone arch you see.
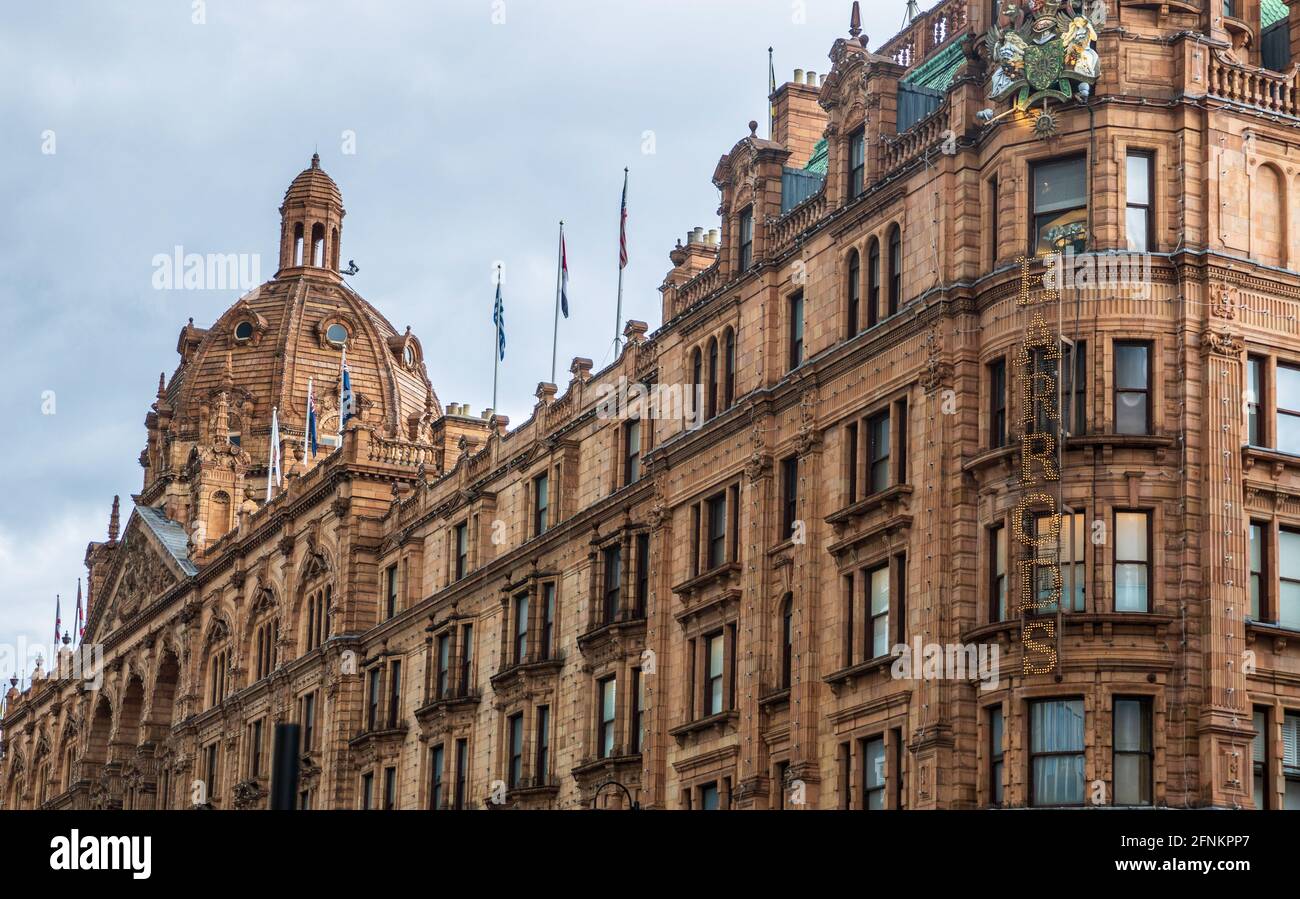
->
[244,585,283,684]
[148,649,181,734]
[295,547,335,655]
[4,750,25,809]
[85,695,113,766]
[115,676,146,757]
[1253,163,1285,267]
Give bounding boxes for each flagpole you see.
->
[614,168,628,356]
[551,222,563,385]
[493,264,502,415]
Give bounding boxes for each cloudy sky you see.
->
[0,0,909,676]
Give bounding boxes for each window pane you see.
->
[865,739,886,789]
[1115,344,1148,390]
[1125,208,1148,252]
[1114,700,1149,752]
[1127,154,1150,205]
[1278,364,1300,411]
[870,567,890,617]
[1279,411,1300,456]
[1114,754,1151,806]
[1116,563,1148,612]
[1031,700,1084,753]
[1034,158,1086,214]
[1280,531,1300,581]
[1033,755,1085,805]
[1281,582,1300,630]
[1116,393,1147,435]
[1116,513,1148,560]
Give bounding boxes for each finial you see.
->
[749,120,759,136]
[109,495,121,542]
[311,152,321,169]
[156,372,166,399]
[849,1,861,37]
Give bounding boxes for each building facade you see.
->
[4,0,1300,810]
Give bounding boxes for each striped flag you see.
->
[266,406,282,502]
[619,169,629,270]
[305,377,318,458]
[339,349,354,443]
[493,277,506,360]
[75,580,83,641]
[560,232,570,319]
[54,594,61,645]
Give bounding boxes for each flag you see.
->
[267,407,282,502]
[339,349,354,443]
[619,169,629,270]
[54,594,61,645]
[769,47,777,134]
[75,581,83,641]
[305,378,318,458]
[560,232,570,319]
[493,277,506,360]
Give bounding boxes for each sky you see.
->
[0,0,912,678]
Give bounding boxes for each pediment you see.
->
[86,508,194,642]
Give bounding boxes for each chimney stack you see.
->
[771,67,830,169]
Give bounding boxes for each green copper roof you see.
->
[804,137,828,175]
[1264,0,1288,28]
[901,40,966,91]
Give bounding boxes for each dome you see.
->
[281,153,343,212]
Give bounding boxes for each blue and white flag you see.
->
[267,406,282,501]
[339,349,355,443]
[305,377,318,458]
[493,278,506,360]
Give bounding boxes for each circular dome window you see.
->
[234,321,254,341]
[326,323,348,347]
[404,345,417,367]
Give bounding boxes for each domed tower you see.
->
[139,155,442,552]
[278,153,345,278]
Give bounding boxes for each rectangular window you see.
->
[1030,698,1085,806]
[383,766,397,810]
[533,472,549,536]
[1125,151,1153,252]
[454,739,468,810]
[632,668,645,753]
[868,241,880,328]
[850,128,866,198]
[598,676,617,759]
[602,545,622,623]
[863,736,886,810]
[1250,522,1265,621]
[1062,341,1087,436]
[989,706,1005,806]
[888,229,901,317]
[707,492,727,570]
[250,719,264,777]
[1034,511,1086,612]
[847,251,860,337]
[367,668,381,732]
[536,706,551,783]
[513,592,529,664]
[739,206,754,272]
[429,744,445,810]
[1247,356,1263,446]
[454,522,468,581]
[635,533,650,618]
[459,624,474,695]
[1032,155,1087,255]
[385,563,399,619]
[989,358,1007,448]
[781,455,799,541]
[992,524,1008,621]
[205,743,219,799]
[387,660,402,729]
[788,291,804,370]
[436,634,450,699]
[868,565,890,659]
[868,411,890,495]
[698,782,720,810]
[624,420,641,486]
[1284,712,1300,809]
[845,422,859,504]
[300,691,317,753]
[541,582,556,660]
[507,713,524,789]
[1115,511,1151,613]
[1253,708,1268,809]
[1280,529,1300,629]
[1279,363,1300,454]
[1113,698,1153,806]
[1114,341,1151,436]
[706,632,725,716]
[361,772,374,810]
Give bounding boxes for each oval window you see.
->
[234,321,254,340]
[326,323,348,347]
[404,345,416,366]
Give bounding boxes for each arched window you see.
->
[330,227,340,271]
[888,225,902,317]
[707,337,719,420]
[205,627,230,710]
[305,585,332,652]
[250,592,279,683]
[311,223,326,267]
[847,249,861,337]
[867,238,881,328]
[723,327,736,410]
[781,593,794,689]
[293,223,304,266]
[210,491,232,538]
[691,347,703,424]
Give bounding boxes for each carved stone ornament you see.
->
[1201,329,1244,358]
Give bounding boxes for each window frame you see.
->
[1030,154,1089,255]
[1114,340,1152,436]
[739,206,755,272]
[1114,510,1153,613]
[1112,696,1154,807]
[1125,149,1154,252]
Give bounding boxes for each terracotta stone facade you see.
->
[4,0,1300,811]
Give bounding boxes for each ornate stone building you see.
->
[3,0,1300,810]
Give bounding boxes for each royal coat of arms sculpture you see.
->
[978,0,1107,138]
